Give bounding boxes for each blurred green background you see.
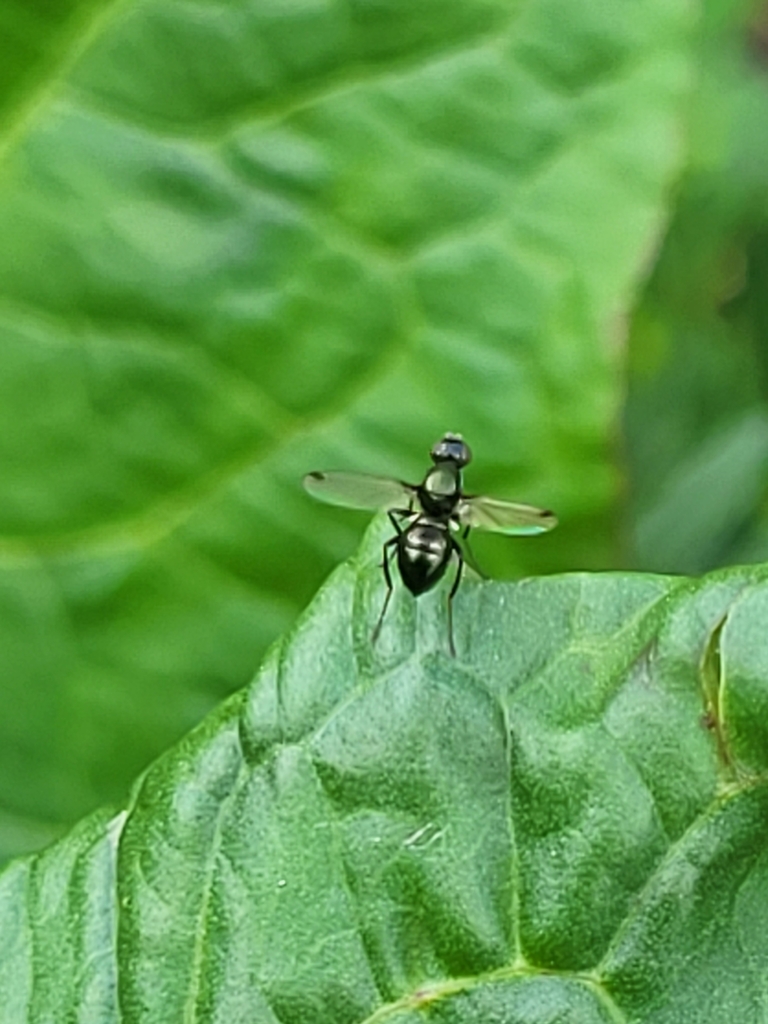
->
[0,0,766,862]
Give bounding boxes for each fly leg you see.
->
[372,510,413,646]
[372,533,399,646]
[446,539,465,657]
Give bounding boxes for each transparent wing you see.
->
[457,495,557,535]
[303,471,415,511]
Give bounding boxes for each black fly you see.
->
[304,433,557,656]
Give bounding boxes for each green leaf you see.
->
[0,0,697,848]
[0,1,94,123]
[2,521,768,1022]
[632,409,768,573]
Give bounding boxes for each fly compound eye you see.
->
[430,433,472,467]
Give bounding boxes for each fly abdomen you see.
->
[397,520,451,595]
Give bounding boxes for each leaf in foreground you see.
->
[2,523,768,1023]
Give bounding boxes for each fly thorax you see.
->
[421,464,459,508]
[424,465,458,497]
[418,464,461,518]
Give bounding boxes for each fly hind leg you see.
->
[372,510,412,647]
[372,536,398,646]
[446,539,465,658]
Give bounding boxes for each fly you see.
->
[303,433,557,656]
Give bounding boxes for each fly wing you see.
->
[457,495,557,535]
[303,471,415,511]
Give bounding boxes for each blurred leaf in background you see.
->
[624,0,768,573]
[0,0,697,860]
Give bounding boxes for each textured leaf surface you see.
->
[0,0,696,844]
[1,521,767,1022]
